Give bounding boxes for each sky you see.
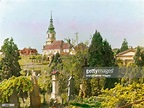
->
[0,0,144,53]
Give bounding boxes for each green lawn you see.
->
[19,55,50,74]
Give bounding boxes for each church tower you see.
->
[46,12,56,45]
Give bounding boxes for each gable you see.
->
[116,49,136,57]
[121,51,135,56]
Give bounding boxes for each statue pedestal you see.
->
[50,70,62,103]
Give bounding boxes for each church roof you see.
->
[43,40,70,50]
[63,43,70,49]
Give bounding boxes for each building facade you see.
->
[116,48,136,66]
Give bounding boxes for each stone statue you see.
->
[67,75,75,102]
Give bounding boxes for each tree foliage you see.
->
[38,71,51,94]
[88,31,104,95]
[0,76,33,103]
[117,38,128,54]
[102,40,119,89]
[134,46,144,67]
[1,38,21,79]
[62,42,89,96]
[120,38,128,52]
[102,40,115,67]
[88,30,117,94]
[88,30,103,67]
[49,53,63,72]
[100,82,144,108]
[88,31,115,67]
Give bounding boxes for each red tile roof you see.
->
[63,43,70,49]
[43,40,62,50]
[19,47,38,55]
[43,40,70,50]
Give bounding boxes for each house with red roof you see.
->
[19,47,38,55]
[42,13,75,56]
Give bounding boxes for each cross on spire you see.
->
[51,11,52,20]
[50,11,53,24]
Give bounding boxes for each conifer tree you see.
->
[88,31,104,96]
[102,40,118,89]
[120,38,128,52]
[1,38,21,79]
[117,38,128,54]
[88,30,103,67]
[88,30,117,94]
[102,40,115,66]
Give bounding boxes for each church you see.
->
[42,13,75,56]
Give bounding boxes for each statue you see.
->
[67,75,75,102]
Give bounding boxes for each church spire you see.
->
[51,11,52,20]
[46,11,56,45]
[47,11,55,33]
[50,11,53,26]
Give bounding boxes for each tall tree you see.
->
[88,30,117,94]
[1,38,21,79]
[102,40,115,66]
[117,38,128,54]
[121,38,128,52]
[102,40,118,89]
[88,30,103,67]
[88,30,104,96]
[134,46,144,67]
